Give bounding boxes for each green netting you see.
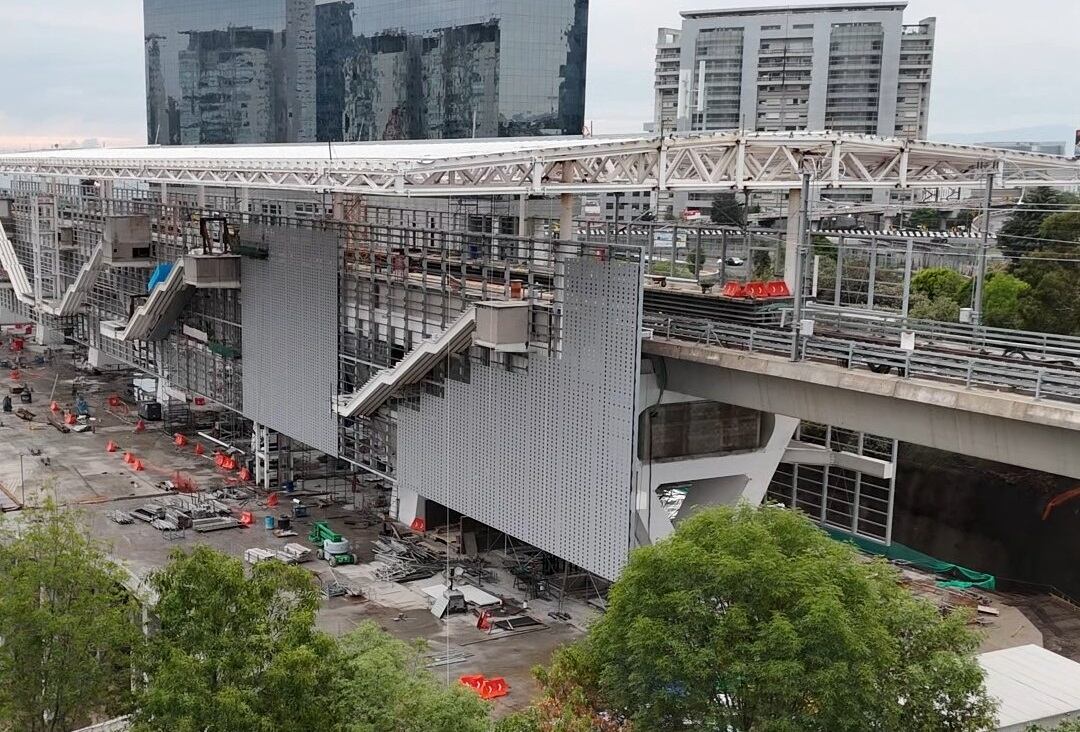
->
[825,528,995,591]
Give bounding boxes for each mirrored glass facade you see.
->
[144,0,588,144]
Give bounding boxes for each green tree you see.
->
[911,267,970,303]
[908,208,941,230]
[998,187,1078,258]
[710,193,746,227]
[981,271,1029,329]
[330,621,492,732]
[908,291,961,323]
[565,505,996,732]
[1011,208,1080,335]
[0,503,143,732]
[132,546,338,732]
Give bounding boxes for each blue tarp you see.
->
[147,262,173,292]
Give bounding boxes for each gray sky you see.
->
[0,0,1077,149]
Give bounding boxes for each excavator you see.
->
[308,521,356,566]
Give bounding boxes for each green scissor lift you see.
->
[308,521,356,567]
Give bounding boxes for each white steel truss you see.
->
[0,131,1076,196]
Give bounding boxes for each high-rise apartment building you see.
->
[653,2,934,138]
[652,2,934,214]
[144,0,588,145]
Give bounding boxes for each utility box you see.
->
[57,223,76,249]
[183,253,242,289]
[103,215,152,264]
[473,300,529,353]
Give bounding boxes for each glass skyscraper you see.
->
[143,0,588,145]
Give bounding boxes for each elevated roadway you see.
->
[644,335,1080,479]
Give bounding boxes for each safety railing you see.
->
[643,314,1080,404]
[789,304,1080,363]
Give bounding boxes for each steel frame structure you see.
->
[1,132,1077,196]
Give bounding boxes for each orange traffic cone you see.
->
[134,419,145,433]
[105,440,118,453]
[194,442,205,456]
[49,401,60,413]
[133,459,145,471]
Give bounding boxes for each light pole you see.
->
[791,172,812,361]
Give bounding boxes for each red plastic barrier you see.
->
[134,419,146,433]
[194,443,205,456]
[459,675,485,691]
[410,517,427,532]
[50,401,60,413]
[105,440,118,453]
[721,281,745,298]
[267,492,279,507]
[174,433,188,447]
[765,280,791,298]
[743,281,768,298]
[480,678,509,700]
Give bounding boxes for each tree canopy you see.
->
[132,546,494,732]
[0,503,143,732]
[520,505,996,732]
[710,193,747,227]
[998,187,1078,259]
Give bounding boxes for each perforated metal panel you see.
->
[396,256,642,579]
[241,224,339,456]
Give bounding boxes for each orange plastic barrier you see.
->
[105,440,118,453]
[410,517,427,532]
[459,675,485,692]
[49,401,60,413]
[239,511,254,526]
[134,419,146,433]
[765,280,791,297]
[64,412,77,426]
[721,281,745,298]
[481,678,509,700]
[194,443,205,456]
[174,433,188,447]
[743,281,768,298]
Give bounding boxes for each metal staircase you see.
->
[0,218,104,317]
[335,307,477,418]
[118,258,194,342]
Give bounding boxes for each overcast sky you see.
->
[0,0,1077,150]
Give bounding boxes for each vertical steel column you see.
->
[720,229,728,284]
[820,425,832,524]
[867,238,878,310]
[884,437,898,546]
[851,432,864,536]
[790,173,811,361]
[901,237,914,316]
[834,236,844,306]
[972,172,995,326]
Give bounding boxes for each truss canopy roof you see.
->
[1,131,1077,197]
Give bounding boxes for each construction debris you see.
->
[106,510,134,524]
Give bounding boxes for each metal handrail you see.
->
[644,314,1080,404]
[787,304,1080,361]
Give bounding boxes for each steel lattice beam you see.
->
[0,131,1076,196]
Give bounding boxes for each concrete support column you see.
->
[196,185,207,210]
[783,187,801,287]
[332,191,345,221]
[33,324,64,346]
[394,483,426,527]
[559,193,574,244]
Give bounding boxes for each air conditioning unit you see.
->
[103,215,153,264]
[183,253,242,289]
[473,300,530,353]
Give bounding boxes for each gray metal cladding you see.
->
[396,255,641,579]
[241,224,339,456]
